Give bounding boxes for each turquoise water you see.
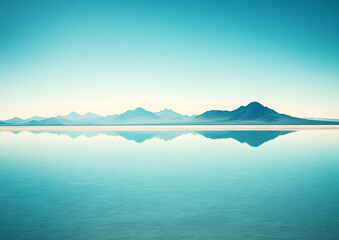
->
[0,130,339,240]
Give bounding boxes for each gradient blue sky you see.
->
[1,0,339,119]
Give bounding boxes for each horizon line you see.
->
[1,101,339,122]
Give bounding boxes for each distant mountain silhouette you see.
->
[229,102,281,121]
[155,109,189,120]
[195,102,336,125]
[5,112,118,125]
[25,116,46,122]
[1,102,338,125]
[114,107,160,123]
[61,111,83,120]
[15,130,293,147]
[53,112,103,122]
[195,102,279,121]
[305,117,339,122]
[29,117,75,125]
[4,117,26,125]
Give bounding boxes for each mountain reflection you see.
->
[19,130,295,147]
[195,131,293,147]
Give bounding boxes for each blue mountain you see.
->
[229,102,280,121]
[4,117,26,125]
[26,112,114,125]
[306,117,339,122]
[196,102,278,121]
[1,102,338,125]
[155,109,190,121]
[114,107,160,123]
[195,101,332,124]
[25,116,46,122]
[28,117,75,125]
[59,111,83,121]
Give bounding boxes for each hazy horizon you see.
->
[1,0,339,119]
[0,102,316,120]
[1,102,339,121]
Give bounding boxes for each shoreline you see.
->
[1,125,339,132]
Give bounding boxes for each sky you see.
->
[0,0,339,119]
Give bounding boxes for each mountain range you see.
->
[1,102,338,125]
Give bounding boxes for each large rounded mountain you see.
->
[195,102,325,124]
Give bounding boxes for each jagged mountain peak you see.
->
[155,108,186,119]
[116,107,159,122]
[67,111,82,117]
[10,117,23,121]
[84,112,100,117]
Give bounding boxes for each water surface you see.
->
[0,129,338,239]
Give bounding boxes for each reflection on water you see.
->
[19,130,294,147]
[196,131,293,147]
[1,129,339,240]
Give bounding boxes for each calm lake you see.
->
[0,127,339,239]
